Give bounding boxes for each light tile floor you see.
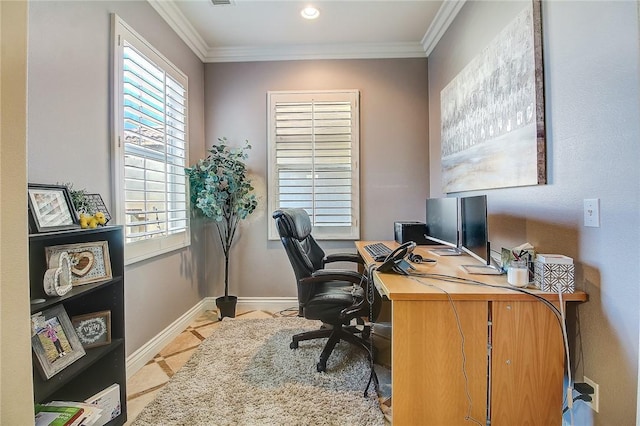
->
[125,308,391,425]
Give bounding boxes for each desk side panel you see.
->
[392,300,488,425]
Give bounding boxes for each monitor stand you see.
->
[430,247,462,256]
[461,264,504,275]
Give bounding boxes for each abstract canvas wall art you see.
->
[440,0,545,193]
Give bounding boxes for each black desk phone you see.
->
[377,241,417,275]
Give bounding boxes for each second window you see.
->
[267,90,360,240]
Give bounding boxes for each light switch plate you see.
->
[584,199,600,227]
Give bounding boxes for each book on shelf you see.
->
[44,401,103,426]
[35,404,84,426]
[85,383,121,426]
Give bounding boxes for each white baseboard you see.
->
[126,297,298,378]
[235,296,298,312]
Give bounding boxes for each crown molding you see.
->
[147,0,208,62]
[204,42,427,63]
[148,0,464,63]
[421,0,467,57]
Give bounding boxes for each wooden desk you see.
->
[356,241,588,426]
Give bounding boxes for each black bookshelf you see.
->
[29,226,127,425]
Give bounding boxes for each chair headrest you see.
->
[272,208,312,241]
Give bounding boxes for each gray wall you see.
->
[203,59,429,299]
[27,1,207,354]
[428,1,640,423]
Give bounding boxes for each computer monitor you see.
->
[425,197,461,256]
[460,195,503,274]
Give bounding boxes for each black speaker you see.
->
[394,221,429,245]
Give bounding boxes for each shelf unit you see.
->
[29,226,127,425]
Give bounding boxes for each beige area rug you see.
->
[132,317,385,426]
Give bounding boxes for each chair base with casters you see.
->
[288,274,374,373]
[289,316,379,396]
[290,320,372,372]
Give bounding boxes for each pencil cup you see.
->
[507,259,529,287]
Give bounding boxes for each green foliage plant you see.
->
[60,182,89,214]
[185,137,258,299]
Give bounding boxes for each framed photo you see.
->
[31,305,86,380]
[45,241,112,286]
[83,193,111,225]
[72,310,111,349]
[28,183,79,233]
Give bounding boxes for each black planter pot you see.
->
[216,295,237,320]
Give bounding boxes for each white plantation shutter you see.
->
[113,15,190,264]
[268,91,360,240]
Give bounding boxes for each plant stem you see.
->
[224,252,230,299]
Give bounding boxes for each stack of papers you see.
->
[84,383,121,426]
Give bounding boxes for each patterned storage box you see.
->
[533,261,575,293]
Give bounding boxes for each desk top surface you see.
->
[356,241,588,302]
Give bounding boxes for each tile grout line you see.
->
[127,383,169,401]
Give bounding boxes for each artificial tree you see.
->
[185,137,257,318]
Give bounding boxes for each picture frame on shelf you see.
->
[72,310,112,349]
[31,305,86,380]
[45,241,112,286]
[83,193,111,224]
[28,183,79,233]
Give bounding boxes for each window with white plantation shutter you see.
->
[112,15,190,264]
[267,90,360,240]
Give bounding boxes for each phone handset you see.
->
[377,241,417,275]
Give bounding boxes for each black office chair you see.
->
[272,208,379,373]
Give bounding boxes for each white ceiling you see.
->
[148,0,466,62]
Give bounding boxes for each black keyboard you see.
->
[364,242,392,261]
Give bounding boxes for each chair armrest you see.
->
[299,269,368,286]
[323,252,364,266]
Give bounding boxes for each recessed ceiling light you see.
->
[301,6,320,20]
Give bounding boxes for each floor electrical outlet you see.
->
[584,376,599,412]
